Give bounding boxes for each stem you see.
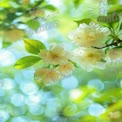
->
[92,39,122,49]
[26,0,44,13]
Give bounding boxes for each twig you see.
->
[26,0,44,13]
[92,40,122,49]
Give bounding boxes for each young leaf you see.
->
[119,22,122,31]
[100,22,110,28]
[100,58,106,63]
[108,4,122,14]
[14,56,41,69]
[97,13,119,24]
[42,4,57,11]
[24,39,46,54]
[27,20,40,30]
[74,0,84,7]
[107,0,119,5]
[111,21,119,30]
[74,18,96,26]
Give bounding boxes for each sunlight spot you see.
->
[35,31,48,40]
[0,50,15,66]
[88,103,105,116]
[0,89,5,96]
[26,94,41,105]
[18,24,27,29]
[70,89,82,100]
[88,79,104,91]
[1,78,15,90]
[11,93,25,106]
[20,82,38,95]
[0,110,10,121]
[29,105,44,115]
[61,76,78,89]
[29,95,41,103]
[46,0,62,8]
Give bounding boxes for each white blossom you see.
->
[39,45,71,65]
[57,62,74,76]
[69,22,110,48]
[72,47,105,71]
[105,48,122,63]
[35,68,61,85]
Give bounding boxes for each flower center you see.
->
[87,35,94,42]
[87,53,95,58]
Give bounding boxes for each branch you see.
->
[26,0,44,13]
[91,40,122,49]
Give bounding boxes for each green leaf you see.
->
[111,21,119,29]
[74,0,84,7]
[14,56,41,69]
[63,105,78,117]
[97,12,119,24]
[113,46,122,48]
[107,0,119,5]
[74,18,96,26]
[24,39,46,54]
[27,20,40,30]
[2,41,11,48]
[100,59,106,63]
[108,4,122,14]
[119,22,122,31]
[42,4,57,11]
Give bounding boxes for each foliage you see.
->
[0,0,57,46]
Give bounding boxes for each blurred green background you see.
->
[0,0,122,122]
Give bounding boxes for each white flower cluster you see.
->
[68,22,119,71]
[35,22,122,85]
[69,22,110,48]
[35,45,74,85]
